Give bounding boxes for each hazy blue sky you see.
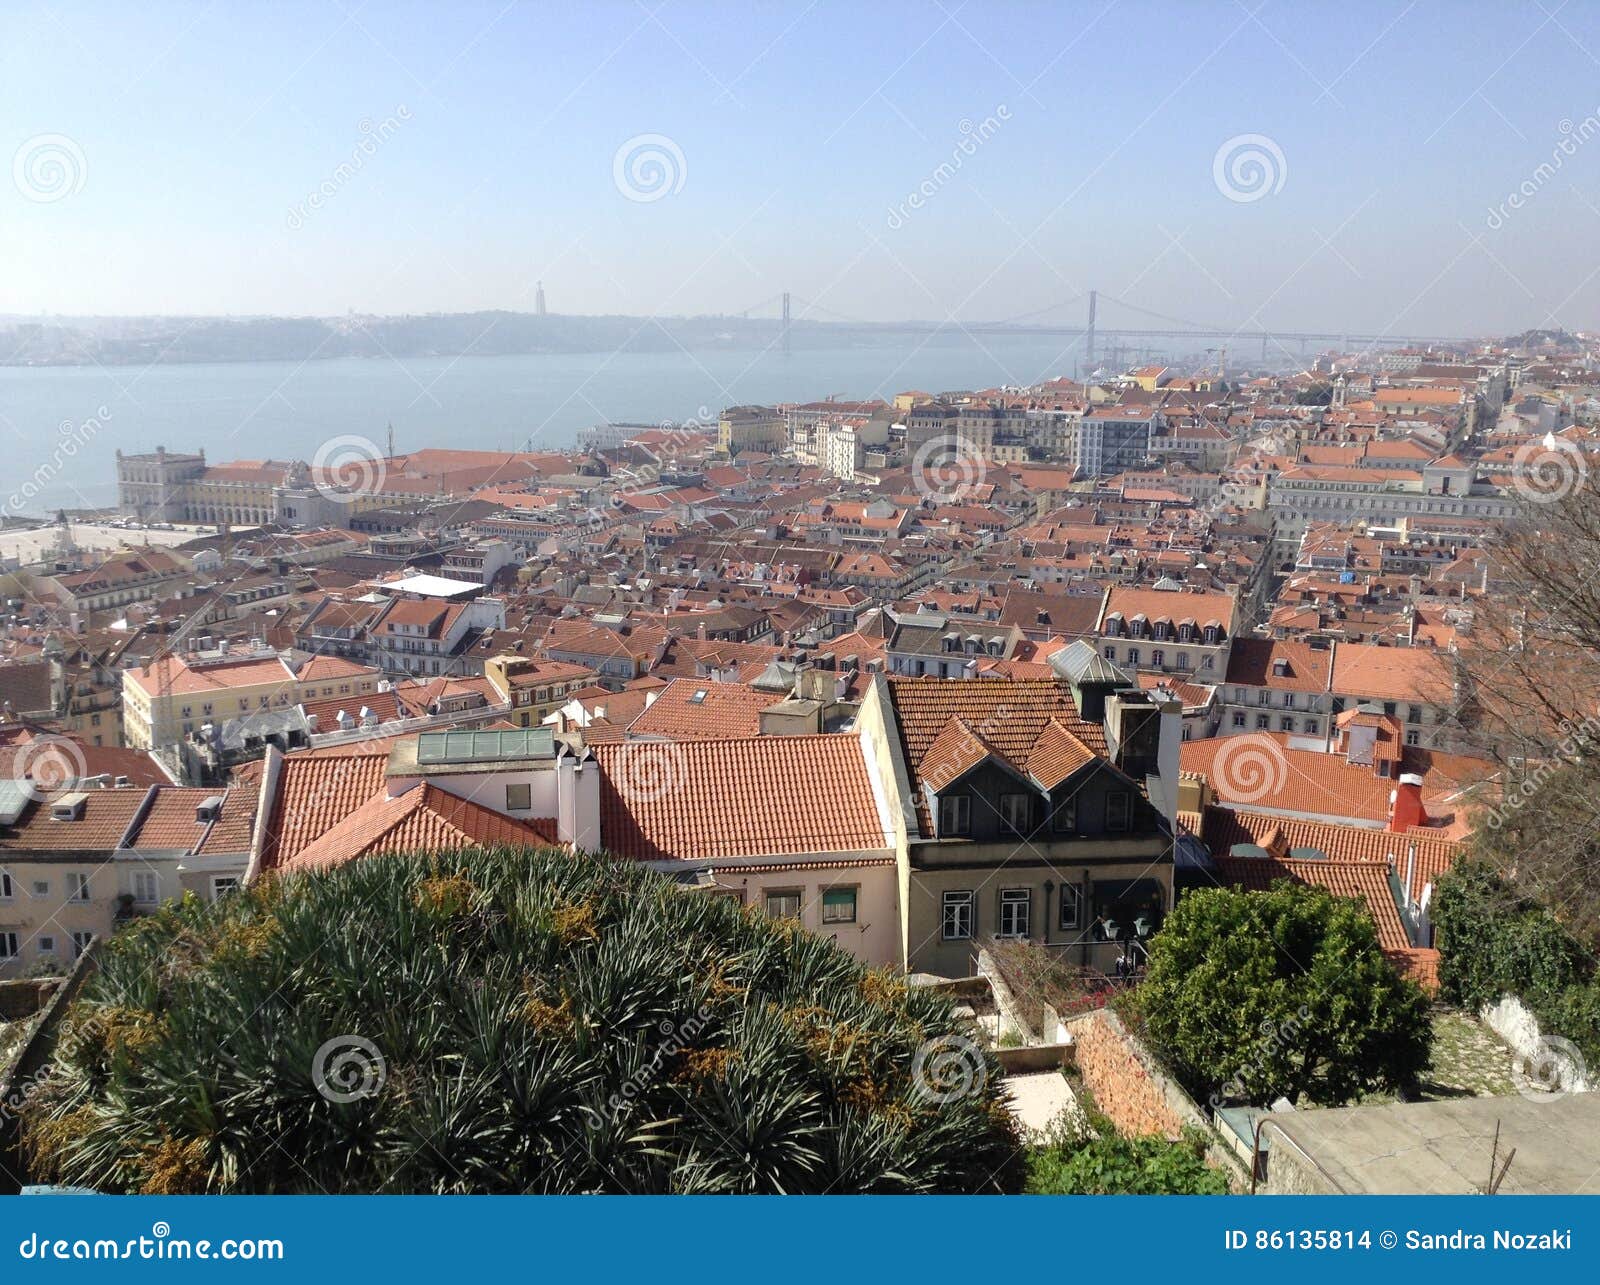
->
[6,0,1600,335]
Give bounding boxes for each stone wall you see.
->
[1064,1006,1249,1186]
[1066,1007,1192,1138]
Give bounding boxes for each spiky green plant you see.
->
[22,847,1022,1193]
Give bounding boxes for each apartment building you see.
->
[0,781,253,978]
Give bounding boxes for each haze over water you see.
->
[0,332,1201,513]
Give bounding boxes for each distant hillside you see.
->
[0,311,888,366]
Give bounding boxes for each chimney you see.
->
[1388,772,1427,833]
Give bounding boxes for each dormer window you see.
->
[938,794,971,837]
[1203,624,1220,644]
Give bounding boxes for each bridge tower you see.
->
[782,291,791,355]
[1085,289,1097,371]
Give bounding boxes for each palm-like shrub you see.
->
[23,846,1022,1193]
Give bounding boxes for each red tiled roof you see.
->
[259,749,390,870]
[130,786,255,853]
[280,783,556,872]
[624,679,776,741]
[593,735,888,861]
[1208,853,1411,951]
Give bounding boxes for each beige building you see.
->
[122,646,302,751]
[0,782,253,978]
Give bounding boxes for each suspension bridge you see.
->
[730,289,1471,369]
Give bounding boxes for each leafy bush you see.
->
[22,846,1023,1194]
[1137,882,1431,1106]
[1432,860,1600,1069]
[1025,1108,1228,1195]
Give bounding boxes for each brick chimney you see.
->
[1388,771,1427,833]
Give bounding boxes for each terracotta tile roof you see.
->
[1101,586,1236,633]
[1331,643,1455,705]
[887,676,1108,770]
[259,749,391,870]
[1225,638,1333,692]
[593,735,888,861]
[918,718,1000,792]
[130,787,255,854]
[1180,734,1481,831]
[1025,719,1099,790]
[295,655,380,683]
[280,783,557,872]
[1208,853,1411,951]
[1386,947,1441,991]
[624,679,776,740]
[0,790,147,851]
[885,677,1112,834]
[1198,806,1462,886]
[126,654,297,697]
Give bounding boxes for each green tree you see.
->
[23,847,1023,1194]
[1138,882,1431,1106]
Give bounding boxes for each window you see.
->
[1231,712,1246,728]
[133,871,160,905]
[1406,704,1422,724]
[31,880,49,898]
[1126,647,1140,665]
[1257,690,1271,705]
[1255,714,1270,730]
[997,889,1030,938]
[71,931,93,957]
[505,782,532,811]
[938,794,971,837]
[1151,649,1164,667]
[37,935,56,957]
[821,887,856,924]
[941,890,974,940]
[1279,716,1294,732]
[1059,884,1082,930]
[1102,646,1116,660]
[1405,730,1420,747]
[67,872,90,902]
[0,932,17,960]
[1105,792,1132,833]
[0,870,11,900]
[211,876,240,901]
[999,793,1032,834]
[1051,795,1077,834]
[765,890,802,920]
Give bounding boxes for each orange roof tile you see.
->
[593,735,888,861]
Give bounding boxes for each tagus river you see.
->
[0,332,1196,513]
